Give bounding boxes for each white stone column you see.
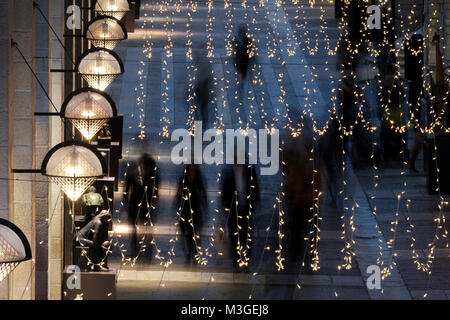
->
[9,0,37,300]
[47,0,64,300]
[0,0,12,301]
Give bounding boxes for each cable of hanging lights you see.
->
[111,1,164,269]
[111,1,173,271]
[80,0,450,300]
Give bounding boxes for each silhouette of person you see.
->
[407,34,425,172]
[234,25,255,124]
[283,130,321,273]
[337,69,372,169]
[176,164,207,265]
[380,64,406,162]
[193,61,212,127]
[234,25,254,83]
[221,163,259,271]
[125,153,159,258]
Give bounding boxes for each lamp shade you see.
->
[76,48,124,91]
[41,141,107,201]
[0,218,32,283]
[95,0,131,20]
[85,16,127,50]
[61,88,117,140]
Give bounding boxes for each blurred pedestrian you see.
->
[338,69,373,169]
[176,164,207,266]
[193,58,212,127]
[431,33,450,122]
[318,116,341,199]
[234,25,254,84]
[283,130,322,273]
[346,0,369,70]
[380,64,406,162]
[221,163,259,271]
[407,34,425,172]
[234,25,255,124]
[125,153,160,258]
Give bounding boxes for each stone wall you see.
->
[0,0,64,300]
[47,0,64,300]
[0,0,12,300]
[9,0,36,300]
[34,0,50,300]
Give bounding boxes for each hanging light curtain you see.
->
[61,88,117,141]
[0,219,32,283]
[85,16,127,50]
[76,48,124,91]
[41,142,107,201]
[95,0,131,20]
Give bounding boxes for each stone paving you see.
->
[103,0,449,300]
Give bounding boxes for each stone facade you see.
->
[0,0,64,300]
[0,0,12,301]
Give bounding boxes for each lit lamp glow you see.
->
[95,0,130,20]
[76,48,124,91]
[85,16,127,50]
[61,88,117,141]
[0,219,32,283]
[42,142,107,201]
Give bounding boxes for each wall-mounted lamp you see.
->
[95,0,131,20]
[85,16,128,50]
[61,88,117,141]
[0,219,32,283]
[40,141,107,201]
[75,48,124,91]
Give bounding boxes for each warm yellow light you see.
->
[77,50,122,91]
[45,145,104,201]
[65,166,83,177]
[95,0,130,20]
[81,111,96,118]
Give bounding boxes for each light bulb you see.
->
[81,94,96,118]
[101,21,110,39]
[109,0,118,11]
[94,54,106,74]
[65,166,82,177]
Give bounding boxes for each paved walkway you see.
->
[104,0,450,300]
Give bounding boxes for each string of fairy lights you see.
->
[39,0,450,300]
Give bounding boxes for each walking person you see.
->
[380,64,407,163]
[221,163,259,271]
[193,60,212,127]
[176,164,207,266]
[284,130,322,273]
[234,25,255,124]
[124,153,159,258]
[337,69,372,169]
[406,34,425,172]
